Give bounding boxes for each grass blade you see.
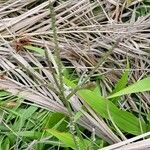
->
[108,77,150,99]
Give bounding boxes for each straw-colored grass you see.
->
[0,0,150,149]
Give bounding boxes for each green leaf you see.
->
[46,129,90,150]
[17,131,42,138]
[77,89,147,135]
[7,131,42,139]
[108,77,150,99]
[43,113,67,132]
[21,106,38,119]
[0,136,5,150]
[93,83,102,96]
[110,60,129,103]
[24,45,45,56]
[78,90,115,119]
[1,137,10,150]
[111,61,129,94]
[11,106,37,131]
[0,91,10,97]
[63,76,77,88]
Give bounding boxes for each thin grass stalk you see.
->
[49,1,64,94]
[48,1,80,149]
[45,49,62,96]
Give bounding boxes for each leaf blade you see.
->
[108,77,150,99]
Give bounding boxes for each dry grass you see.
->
[0,0,150,149]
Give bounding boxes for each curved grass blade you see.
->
[46,129,90,150]
[107,77,150,99]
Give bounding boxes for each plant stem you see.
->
[48,1,80,149]
[49,1,64,94]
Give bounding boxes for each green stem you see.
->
[49,1,80,150]
[49,1,64,94]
